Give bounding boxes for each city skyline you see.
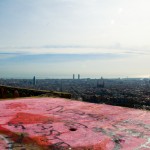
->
[0,0,150,78]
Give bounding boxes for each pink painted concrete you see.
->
[0,97,150,150]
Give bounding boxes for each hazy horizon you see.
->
[0,0,150,78]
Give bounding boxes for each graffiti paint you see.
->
[0,98,150,149]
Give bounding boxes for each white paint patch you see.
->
[0,134,12,150]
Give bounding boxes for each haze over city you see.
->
[0,0,150,78]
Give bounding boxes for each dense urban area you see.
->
[0,77,150,110]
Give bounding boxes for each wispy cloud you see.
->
[0,45,149,56]
[1,53,125,63]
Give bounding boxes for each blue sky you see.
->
[0,0,150,78]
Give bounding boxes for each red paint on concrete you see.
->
[9,112,50,124]
[0,97,150,150]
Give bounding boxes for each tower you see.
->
[60,79,63,92]
[73,74,75,79]
[78,74,80,79]
[97,77,104,88]
[33,76,36,86]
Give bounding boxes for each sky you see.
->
[0,0,150,78]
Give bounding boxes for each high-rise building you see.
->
[97,77,105,88]
[78,74,80,79]
[33,76,36,85]
[60,79,63,92]
[73,74,75,79]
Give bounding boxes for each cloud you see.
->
[5,53,125,63]
[0,45,149,56]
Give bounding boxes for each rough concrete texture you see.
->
[0,97,150,150]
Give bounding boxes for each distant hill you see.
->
[0,85,71,99]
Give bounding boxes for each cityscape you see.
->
[0,75,150,110]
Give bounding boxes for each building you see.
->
[97,77,105,88]
[33,76,36,85]
[60,79,63,92]
[78,74,80,79]
[73,74,75,80]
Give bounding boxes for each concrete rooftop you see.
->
[0,97,150,150]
